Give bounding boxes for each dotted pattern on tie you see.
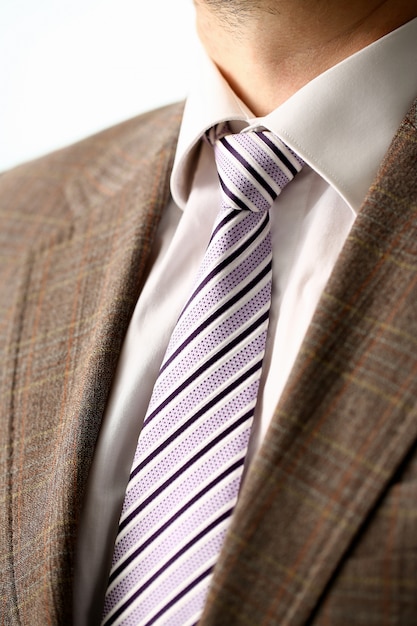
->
[102,125,304,626]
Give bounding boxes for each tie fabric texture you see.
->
[102,123,304,626]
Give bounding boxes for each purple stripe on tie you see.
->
[218,174,249,211]
[208,208,239,244]
[130,314,266,490]
[129,359,262,486]
[123,384,258,519]
[216,154,271,214]
[159,255,272,378]
[220,137,277,201]
[119,398,254,534]
[115,451,248,607]
[104,510,232,626]
[167,215,270,324]
[140,309,268,438]
[142,566,214,626]
[155,282,270,411]
[111,466,241,588]
[257,132,298,176]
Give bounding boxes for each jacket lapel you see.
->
[1,104,183,624]
[201,102,417,625]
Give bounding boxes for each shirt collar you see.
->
[171,17,417,214]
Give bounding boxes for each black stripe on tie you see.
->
[116,407,254,570]
[208,207,239,243]
[104,508,232,625]
[120,371,260,540]
[161,216,271,374]
[220,136,277,201]
[143,566,214,626]
[112,448,247,585]
[194,208,269,300]
[174,208,269,330]
[154,256,271,394]
[114,464,242,586]
[106,565,212,626]
[128,358,262,488]
[257,133,298,177]
[131,308,269,475]
[218,174,248,211]
[112,455,245,582]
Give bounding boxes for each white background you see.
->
[0,0,200,170]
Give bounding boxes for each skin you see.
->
[193,0,417,115]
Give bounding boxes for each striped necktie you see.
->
[102,123,304,626]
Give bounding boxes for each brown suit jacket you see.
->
[1,99,417,625]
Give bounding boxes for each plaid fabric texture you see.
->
[1,99,417,625]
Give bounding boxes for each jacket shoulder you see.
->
[0,101,184,239]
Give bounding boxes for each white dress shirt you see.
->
[74,18,417,624]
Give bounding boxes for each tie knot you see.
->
[207,124,304,213]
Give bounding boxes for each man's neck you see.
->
[194,0,417,115]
